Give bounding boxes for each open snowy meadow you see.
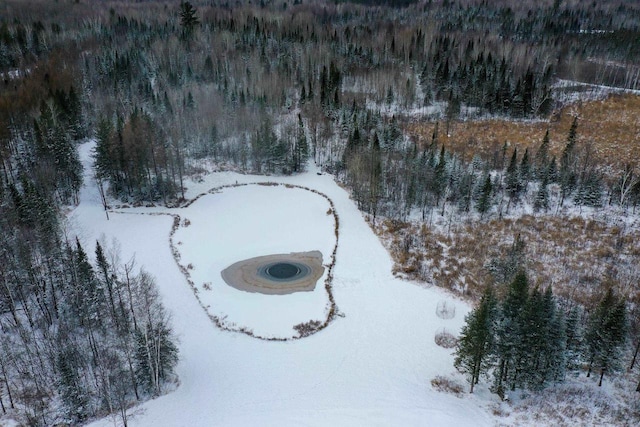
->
[68,142,496,426]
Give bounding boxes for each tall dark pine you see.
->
[455,287,497,392]
[586,289,628,386]
[505,148,521,210]
[559,117,578,207]
[492,270,529,398]
[535,129,550,179]
[179,2,199,39]
[476,173,492,218]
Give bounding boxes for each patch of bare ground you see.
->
[404,94,640,178]
[376,215,640,306]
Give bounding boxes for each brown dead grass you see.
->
[405,94,640,175]
[379,215,640,307]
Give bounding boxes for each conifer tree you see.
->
[505,148,521,206]
[455,287,497,392]
[586,289,628,386]
[533,176,549,212]
[564,305,584,376]
[535,129,550,179]
[179,2,199,39]
[559,117,578,206]
[476,173,492,219]
[520,147,530,186]
[492,270,529,398]
[433,145,447,209]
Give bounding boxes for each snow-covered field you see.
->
[70,142,497,426]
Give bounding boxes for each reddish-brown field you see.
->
[405,94,640,176]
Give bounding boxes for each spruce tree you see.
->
[505,148,521,209]
[586,289,628,386]
[455,287,497,393]
[519,147,530,187]
[535,129,550,179]
[564,305,584,376]
[179,2,199,39]
[476,173,492,219]
[533,176,549,212]
[559,117,578,206]
[492,270,529,397]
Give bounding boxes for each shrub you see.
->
[430,376,464,396]
[436,300,456,319]
[435,329,458,348]
[293,320,322,337]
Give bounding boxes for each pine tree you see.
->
[455,287,497,392]
[293,114,308,172]
[56,339,89,423]
[559,117,578,206]
[492,270,529,397]
[586,289,628,386]
[523,286,566,390]
[476,173,492,219]
[533,176,549,212]
[564,305,584,376]
[432,145,447,209]
[505,148,521,207]
[574,171,603,207]
[535,129,550,179]
[519,147,530,186]
[179,2,199,39]
[368,132,382,219]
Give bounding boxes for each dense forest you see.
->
[1,0,640,424]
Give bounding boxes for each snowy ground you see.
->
[69,141,498,426]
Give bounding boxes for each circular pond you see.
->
[259,262,311,282]
[221,251,324,295]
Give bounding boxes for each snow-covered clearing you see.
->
[70,141,496,426]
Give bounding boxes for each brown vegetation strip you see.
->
[405,94,640,178]
[377,214,640,308]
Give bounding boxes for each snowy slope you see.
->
[70,141,496,427]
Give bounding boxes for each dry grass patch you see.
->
[405,94,640,178]
[381,214,640,306]
[434,329,458,349]
[430,375,464,396]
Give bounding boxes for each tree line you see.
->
[1,0,640,422]
[455,271,631,396]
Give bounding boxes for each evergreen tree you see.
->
[455,287,497,392]
[432,145,447,208]
[520,147,531,186]
[586,289,628,386]
[492,270,529,398]
[559,117,578,206]
[56,342,89,423]
[522,286,566,390]
[574,171,603,207]
[179,2,199,39]
[476,173,492,219]
[535,129,550,179]
[533,176,549,212]
[564,305,584,376]
[293,114,308,172]
[505,148,521,206]
[486,235,526,285]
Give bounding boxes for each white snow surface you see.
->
[70,141,496,427]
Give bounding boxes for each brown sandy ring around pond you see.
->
[221,251,325,295]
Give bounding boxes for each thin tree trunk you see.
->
[598,368,605,386]
[1,360,14,409]
[630,340,640,371]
